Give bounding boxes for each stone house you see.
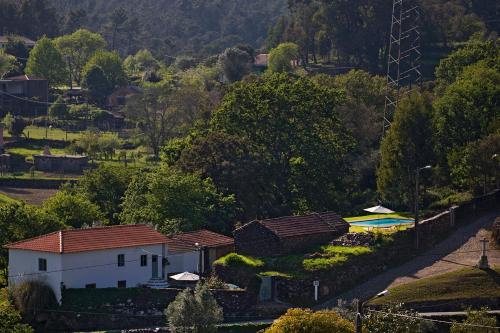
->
[233,212,349,257]
[0,75,48,116]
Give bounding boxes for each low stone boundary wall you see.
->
[493,216,500,245]
[275,190,500,305]
[42,287,255,332]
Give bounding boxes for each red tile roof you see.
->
[166,229,234,254]
[247,212,348,239]
[4,225,167,254]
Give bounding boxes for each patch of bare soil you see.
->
[0,187,59,205]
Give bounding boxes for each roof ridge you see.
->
[61,223,148,234]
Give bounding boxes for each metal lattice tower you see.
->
[383,0,422,134]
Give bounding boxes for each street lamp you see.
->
[415,165,432,249]
[493,154,499,190]
[355,290,390,333]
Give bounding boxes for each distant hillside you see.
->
[50,0,287,58]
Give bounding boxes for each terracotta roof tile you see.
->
[166,230,234,254]
[4,225,167,253]
[254,212,348,238]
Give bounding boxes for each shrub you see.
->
[165,282,223,333]
[263,308,355,333]
[9,280,57,324]
[450,307,498,333]
[213,253,264,287]
[3,113,27,137]
[364,303,434,333]
[215,253,264,268]
[0,288,34,333]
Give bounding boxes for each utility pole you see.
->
[355,299,363,333]
[415,165,431,249]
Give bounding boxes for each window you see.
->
[38,258,47,271]
[85,283,96,289]
[117,280,126,288]
[117,254,125,267]
[140,255,147,267]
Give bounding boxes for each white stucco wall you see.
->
[8,249,63,301]
[8,244,166,302]
[166,251,199,275]
[61,244,165,289]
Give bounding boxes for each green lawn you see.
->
[369,266,500,305]
[4,125,117,142]
[7,147,67,157]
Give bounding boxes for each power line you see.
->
[7,248,167,279]
[367,309,500,329]
[0,89,67,106]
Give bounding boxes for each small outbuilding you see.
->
[165,229,234,274]
[234,212,349,257]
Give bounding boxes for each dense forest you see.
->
[50,0,287,59]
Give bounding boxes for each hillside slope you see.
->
[51,0,287,58]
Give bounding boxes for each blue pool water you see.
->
[350,218,414,228]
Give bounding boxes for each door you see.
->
[152,255,158,278]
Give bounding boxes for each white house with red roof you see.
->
[4,225,235,302]
[5,225,169,301]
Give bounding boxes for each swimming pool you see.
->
[350,218,414,228]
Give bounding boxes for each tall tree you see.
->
[108,7,128,50]
[0,50,15,79]
[268,42,300,72]
[25,36,67,88]
[3,36,30,75]
[63,8,87,34]
[54,29,106,85]
[18,0,59,39]
[218,47,253,82]
[377,93,435,208]
[76,165,135,224]
[82,50,127,88]
[211,72,354,215]
[81,65,112,106]
[120,168,236,234]
[42,191,105,228]
[124,85,182,157]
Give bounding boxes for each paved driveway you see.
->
[317,211,500,309]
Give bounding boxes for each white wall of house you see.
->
[8,244,166,302]
[8,249,63,301]
[61,244,165,289]
[166,251,199,275]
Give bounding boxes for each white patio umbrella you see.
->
[363,205,395,214]
[170,272,200,281]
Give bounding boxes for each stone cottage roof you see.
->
[166,229,234,254]
[239,212,348,239]
[4,224,167,254]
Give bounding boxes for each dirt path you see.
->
[317,211,500,308]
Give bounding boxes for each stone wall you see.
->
[275,190,500,305]
[42,287,255,332]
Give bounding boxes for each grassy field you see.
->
[0,191,18,203]
[369,266,500,305]
[4,125,118,141]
